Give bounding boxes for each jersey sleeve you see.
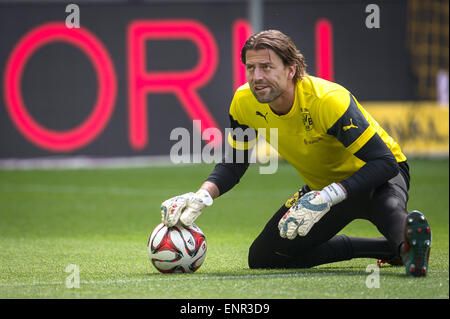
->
[204,92,254,196]
[317,91,399,197]
[318,91,376,155]
[227,93,258,151]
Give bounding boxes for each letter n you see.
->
[127,20,221,150]
[232,19,252,91]
[315,18,334,81]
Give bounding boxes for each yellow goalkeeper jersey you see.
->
[228,75,407,190]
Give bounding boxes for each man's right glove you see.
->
[160,189,213,227]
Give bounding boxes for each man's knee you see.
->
[380,194,406,212]
[248,237,289,269]
[248,239,268,269]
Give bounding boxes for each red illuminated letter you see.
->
[232,19,252,91]
[3,22,117,152]
[315,18,334,81]
[128,20,220,150]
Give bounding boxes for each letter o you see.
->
[3,22,117,152]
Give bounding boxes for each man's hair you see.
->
[241,30,307,83]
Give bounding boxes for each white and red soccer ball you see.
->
[147,222,207,273]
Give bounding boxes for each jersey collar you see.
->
[266,82,299,120]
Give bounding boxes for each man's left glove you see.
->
[278,183,346,239]
[161,189,213,227]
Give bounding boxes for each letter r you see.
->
[127,19,221,150]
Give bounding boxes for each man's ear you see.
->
[288,64,296,80]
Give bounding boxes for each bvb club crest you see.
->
[302,112,313,131]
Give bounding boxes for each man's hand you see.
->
[278,191,331,239]
[278,183,346,239]
[161,189,213,227]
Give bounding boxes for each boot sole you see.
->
[403,211,431,277]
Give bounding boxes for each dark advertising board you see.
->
[0,1,410,159]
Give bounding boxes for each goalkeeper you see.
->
[160,30,431,277]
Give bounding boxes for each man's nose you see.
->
[253,67,264,81]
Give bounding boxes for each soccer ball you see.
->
[147,222,207,273]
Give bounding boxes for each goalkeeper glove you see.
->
[160,189,213,227]
[278,183,346,239]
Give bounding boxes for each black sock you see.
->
[290,235,354,268]
[349,236,397,260]
[290,235,398,268]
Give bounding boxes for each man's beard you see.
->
[251,85,283,104]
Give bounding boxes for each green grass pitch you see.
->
[0,159,448,299]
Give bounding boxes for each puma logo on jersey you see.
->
[256,111,268,122]
[343,118,358,131]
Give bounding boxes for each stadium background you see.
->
[0,0,448,301]
[0,0,448,165]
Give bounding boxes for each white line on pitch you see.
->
[0,273,319,288]
[2,270,447,288]
[0,184,160,196]
[0,183,293,197]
